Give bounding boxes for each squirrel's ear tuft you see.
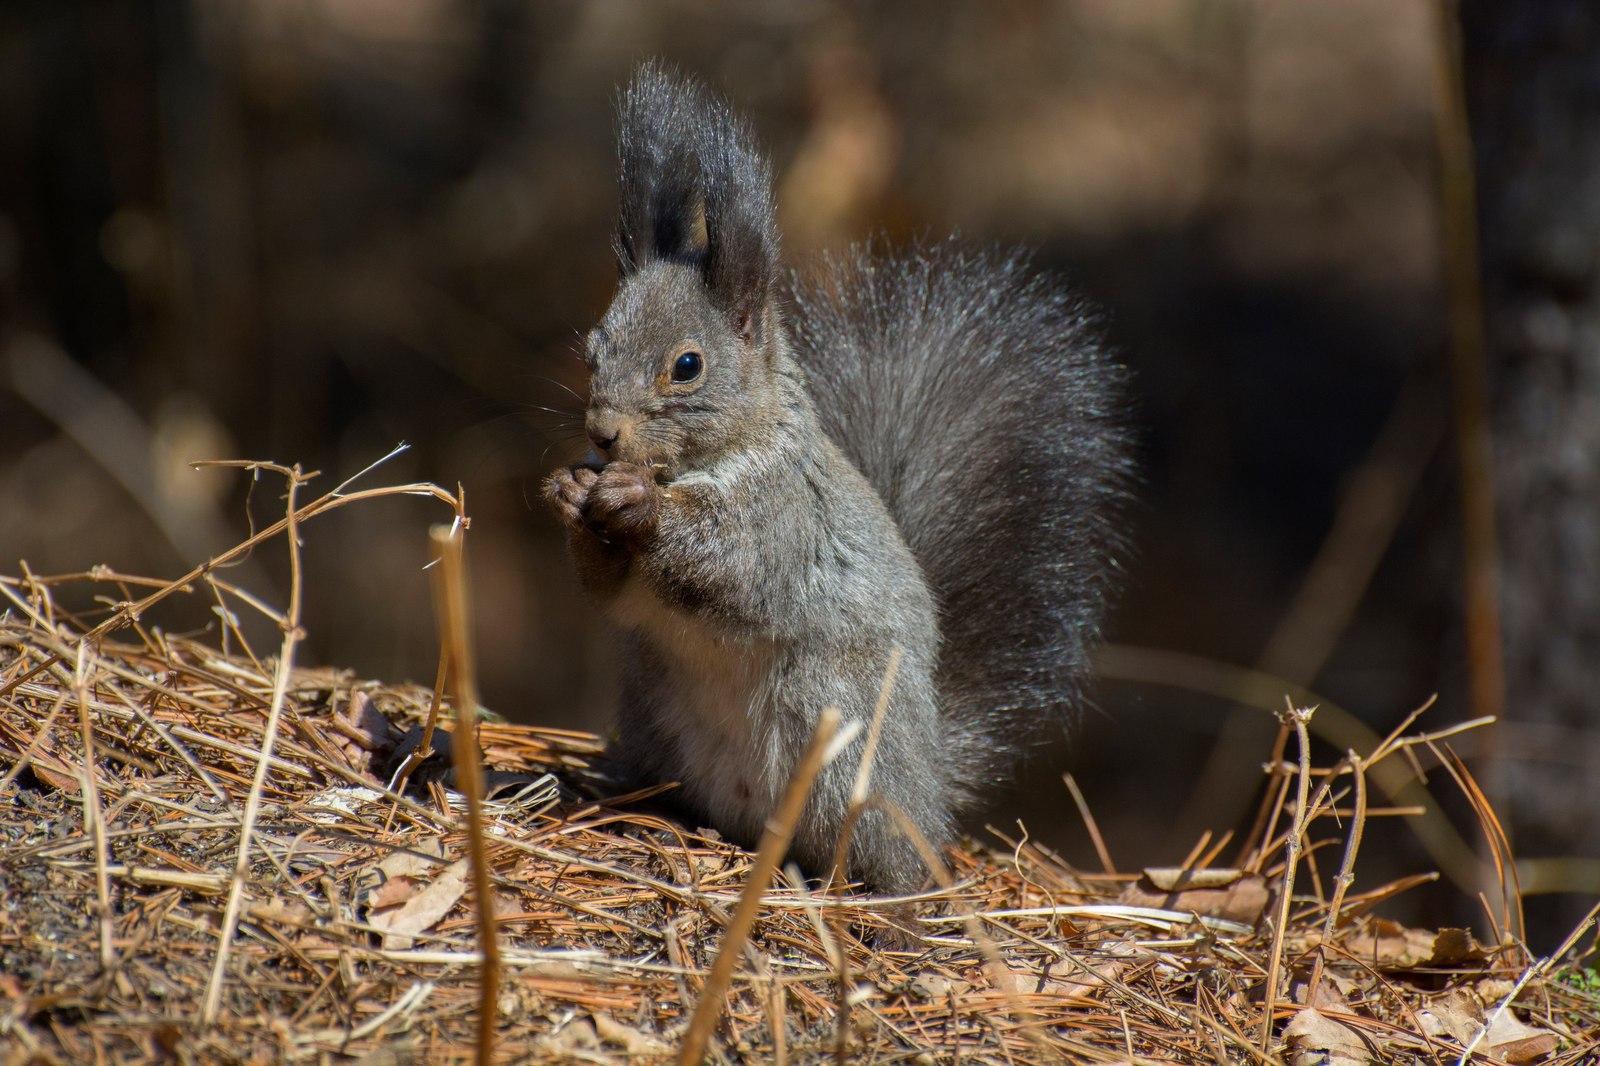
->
[615,62,778,344]
[697,94,779,345]
[616,61,706,273]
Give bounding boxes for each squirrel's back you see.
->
[789,243,1132,795]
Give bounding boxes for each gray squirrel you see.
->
[544,63,1130,899]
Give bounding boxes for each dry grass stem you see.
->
[1308,749,1369,1003]
[1063,772,1117,877]
[71,641,114,973]
[202,461,308,1023]
[1258,700,1315,1054]
[430,519,500,1066]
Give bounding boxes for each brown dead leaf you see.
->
[1295,973,1355,1012]
[367,875,420,911]
[1486,1010,1560,1064]
[1421,993,1559,1063]
[1118,870,1270,924]
[1347,922,1491,971]
[26,761,80,794]
[360,837,450,909]
[1427,927,1490,966]
[593,1011,669,1054]
[368,857,470,950]
[1141,867,1247,892]
[1494,1033,1561,1064]
[1419,989,1482,1044]
[988,941,1138,999]
[1477,977,1517,1002]
[247,896,312,925]
[1050,964,1128,999]
[990,968,1030,995]
[1346,918,1439,969]
[1283,1008,1373,1066]
[327,688,395,773]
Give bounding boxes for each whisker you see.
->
[528,373,586,410]
[525,403,579,419]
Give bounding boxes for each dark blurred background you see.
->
[2,1,1596,950]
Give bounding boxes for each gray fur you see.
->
[545,66,1130,896]
[790,243,1133,799]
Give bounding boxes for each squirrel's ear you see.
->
[616,62,707,273]
[615,63,780,344]
[699,107,779,346]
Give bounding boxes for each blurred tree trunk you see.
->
[1460,4,1600,937]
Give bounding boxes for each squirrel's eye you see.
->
[670,350,704,384]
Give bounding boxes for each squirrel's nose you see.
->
[586,411,622,454]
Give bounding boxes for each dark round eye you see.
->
[670,350,703,383]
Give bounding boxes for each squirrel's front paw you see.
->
[544,465,599,528]
[582,462,660,546]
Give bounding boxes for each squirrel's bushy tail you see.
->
[790,243,1133,796]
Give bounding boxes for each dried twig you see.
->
[71,641,114,971]
[1258,700,1314,1054]
[430,518,500,1066]
[203,461,310,1022]
[1063,772,1117,877]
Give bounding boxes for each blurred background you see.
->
[2,1,1596,950]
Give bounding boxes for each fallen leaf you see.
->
[1418,989,1482,1044]
[989,968,1034,995]
[26,761,80,794]
[1427,927,1490,966]
[328,688,395,773]
[368,857,470,950]
[358,837,450,909]
[1283,1007,1372,1066]
[1142,867,1247,892]
[1346,919,1439,969]
[1486,1010,1560,1064]
[1493,1033,1560,1064]
[1296,973,1354,1012]
[1477,978,1517,1002]
[1118,870,1270,924]
[593,1011,669,1054]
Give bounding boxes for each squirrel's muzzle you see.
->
[586,408,624,456]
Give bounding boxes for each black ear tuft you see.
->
[615,62,779,341]
[696,91,779,343]
[616,61,705,272]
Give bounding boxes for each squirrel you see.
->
[544,62,1131,900]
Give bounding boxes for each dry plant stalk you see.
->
[1063,771,1118,877]
[1308,747,1368,1003]
[202,460,309,1023]
[430,518,500,1066]
[1258,700,1315,1054]
[1432,0,1505,734]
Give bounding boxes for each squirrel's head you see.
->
[581,63,785,476]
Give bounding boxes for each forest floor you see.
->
[2,471,1597,1064]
